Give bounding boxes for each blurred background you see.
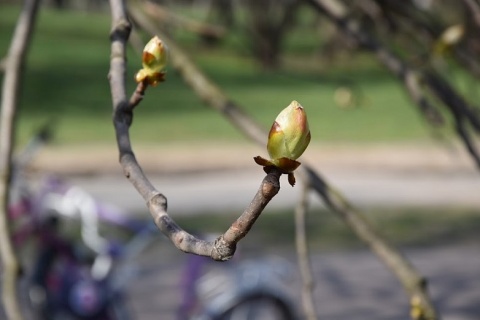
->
[1,0,480,319]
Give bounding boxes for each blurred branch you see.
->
[129,4,267,145]
[374,1,480,82]
[0,0,41,319]
[357,1,480,168]
[297,167,437,320]
[306,0,480,171]
[294,181,318,320]
[142,1,226,41]
[108,0,282,261]
[453,46,480,79]
[306,0,445,128]
[130,4,438,320]
[242,0,300,69]
[424,72,480,168]
[0,57,6,73]
[462,0,480,30]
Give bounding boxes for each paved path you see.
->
[127,243,480,320]
[2,243,478,319]
[36,142,478,215]
[67,167,480,216]
[14,143,479,319]
[59,149,480,320]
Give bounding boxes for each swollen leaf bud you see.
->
[434,24,464,56]
[267,100,311,163]
[440,24,464,47]
[254,100,311,186]
[135,36,168,86]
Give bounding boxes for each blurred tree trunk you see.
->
[208,0,235,28]
[243,0,300,69]
[0,1,41,319]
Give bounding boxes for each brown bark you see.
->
[130,4,439,319]
[108,0,282,261]
[0,0,41,319]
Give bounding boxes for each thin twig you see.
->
[0,0,40,319]
[306,0,480,173]
[130,4,439,320]
[108,0,282,261]
[297,167,437,320]
[294,181,318,320]
[462,0,480,30]
[301,2,442,317]
[142,1,226,40]
[423,72,480,169]
[128,4,267,145]
[306,0,445,128]
[0,57,6,73]
[129,80,148,108]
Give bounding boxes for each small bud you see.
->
[267,100,311,163]
[135,36,168,86]
[434,24,464,56]
[254,100,311,186]
[440,24,464,47]
[410,296,424,320]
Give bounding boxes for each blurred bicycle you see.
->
[8,125,298,320]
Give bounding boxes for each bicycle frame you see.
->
[8,128,298,320]
[8,128,158,319]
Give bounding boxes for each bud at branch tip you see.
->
[254,100,311,186]
[135,36,168,86]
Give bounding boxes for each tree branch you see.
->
[0,1,40,319]
[462,0,480,30]
[423,71,480,169]
[108,0,282,261]
[297,167,437,320]
[306,0,480,172]
[305,0,444,128]
[130,4,439,319]
[142,1,226,40]
[294,181,318,320]
[128,4,270,146]
[0,57,6,73]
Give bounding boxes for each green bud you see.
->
[440,24,464,47]
[267,100,311,163]
[135,36,168,86]
[253,100,311,186]
[434,24,464,56]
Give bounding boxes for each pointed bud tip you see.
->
[290,100,303,109]
[267,100,311,163]
[141,36,168,72]
[136,36,168,85]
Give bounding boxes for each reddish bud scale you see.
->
[254,100,311,186]
[135,36,168,86]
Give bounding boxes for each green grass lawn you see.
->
[1,4,451,147]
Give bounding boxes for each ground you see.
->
[31,141,476,175]
[10,141,480,320]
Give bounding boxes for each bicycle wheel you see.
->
[213,292,295,320]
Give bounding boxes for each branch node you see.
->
[148,192,168,211]
[211,236,236,261]
[262,179,279,198]
[110,18,132,41]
